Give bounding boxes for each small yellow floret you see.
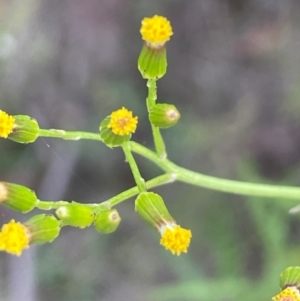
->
[160,225,192,256]
[108,107,138,136]
[0,220,29,256]
[140,15,173,47]
[272,287,300,301]
[0,110,15,138]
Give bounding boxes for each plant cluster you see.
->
[1,15,300,299]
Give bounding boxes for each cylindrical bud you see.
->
[135,192,174,231]
[9,115,39,144]
[25,214,61,244]
[0,182,37,213]
[55,203,94,228]
[94,209,121,234]
[280,266,300,290]
[138,45,167,80]
[149,103,180,129]
[100,116,131,147]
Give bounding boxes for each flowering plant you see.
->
[1,16,300,286]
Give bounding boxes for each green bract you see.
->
[25,214,61,244]
[135,192,174,231]
[99,116,131,147]
[0,182,37,213]
[280,266,300,290]
[138,45,167,80]
[9,115,39,144]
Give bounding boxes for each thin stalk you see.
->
[36,174,175,210]
[36,200,74,210]
[106,173,176,207]
[38,129,102,141]
[146,79,166,159]
[122,142,146,192]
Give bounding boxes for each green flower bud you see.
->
[94,209,121,234]
[0,182,37,213]
[25,214,61,244]
[149,103,180,129]
[9,115,39,144]
[55,203,94,228]
[280,266,300,290]
[138,45,167,80]
[135,192,174,231]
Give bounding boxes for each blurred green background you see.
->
[1,0,300,300]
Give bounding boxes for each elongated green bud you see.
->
[94,209,121,234]
[0,182,37,213]
[25,214,61,244]
[138,46,167,80]
[149,103,180,128]
[135,192,174,231]
[56,203,94,228]
[9,115,39,144]
[280,266,300,290]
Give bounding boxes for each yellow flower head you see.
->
[160,224,192,256]
[0,220,29,256]
[140,15,173,48]
[0,110,15,138]
[273,287,300,301]
[108,107,138,136]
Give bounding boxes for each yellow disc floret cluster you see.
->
[0,220,29,256]
[108,107,138,136]
[140,15,173,47]
[160,225,192,256]
[273,287,300,301]
[0,110,15,138]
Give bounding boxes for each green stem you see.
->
[38,128,300,200]
[105,173,176,207]
[36,200,75,210]
[36,174,175,211]
[122,142,146,192]
[39,129,102,141]
[146,79,157,109]
[129,141,300,200]
[146,79,167,159]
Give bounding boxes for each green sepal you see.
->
[280,266,300,290]
[99,116,131,147]
[94,209,121,234]
[149,103,180,129]
[138,45,167,80]
[55,202,94,228]
[135,192,174,231]
[9,115,39,144]
[0,182,37,213]
[25,214,61,244]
